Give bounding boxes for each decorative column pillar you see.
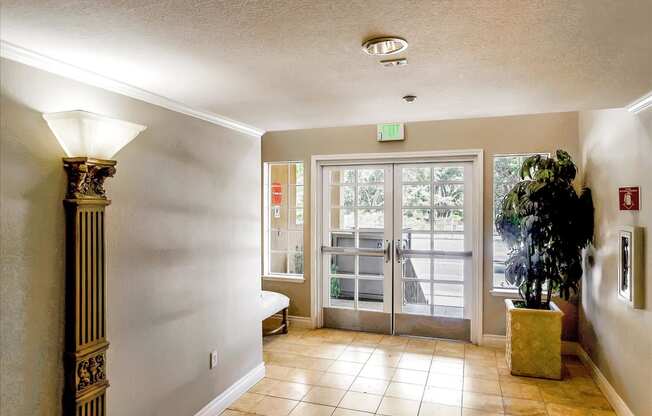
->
[63,157,117,416]
[43,110,146,416]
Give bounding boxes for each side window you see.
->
[492,154,547,288]
[264,162,304,277]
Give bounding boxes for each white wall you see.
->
[578,108,652,416]
[0,58,262,416]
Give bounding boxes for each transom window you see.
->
[264,162,304,277]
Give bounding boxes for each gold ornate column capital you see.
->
[63,157,117,201]
[63,158,116,416]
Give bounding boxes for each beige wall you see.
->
[578,108,652,416]
[0,59,262,416]
[262,112,579,335]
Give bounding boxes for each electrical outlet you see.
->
[210,350,218,369]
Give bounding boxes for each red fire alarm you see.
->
[619,187,640,211]
[271,182,283,205]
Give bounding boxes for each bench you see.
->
[261,290,290,336]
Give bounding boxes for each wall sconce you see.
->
[43,110,146,416]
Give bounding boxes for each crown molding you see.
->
[626,90,652,115]
[0,40,265,138]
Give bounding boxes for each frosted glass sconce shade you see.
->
[43,110,147,159]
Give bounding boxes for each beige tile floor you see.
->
[224,328,615,416]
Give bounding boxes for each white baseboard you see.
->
[480,334,506,348]
[194,362,266,416]
[480,334,633,416]
[575,345,634,416]
[269,313,315,329]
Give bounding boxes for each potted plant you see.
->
[495,150,593,379]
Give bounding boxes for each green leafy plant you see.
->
[330,277,341,299]
[330,261,341,298]
[495,150,594,309]
[292,248,303,274]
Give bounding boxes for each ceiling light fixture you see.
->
[362,37,408,56]
[402,95,417,103]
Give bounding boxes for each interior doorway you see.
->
[314,152,483,342]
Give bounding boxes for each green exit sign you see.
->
[377,123,405,142]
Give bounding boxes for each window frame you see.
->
[263,161,305,282]
[491,153,550,293]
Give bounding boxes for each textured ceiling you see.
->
[1,0,651,132]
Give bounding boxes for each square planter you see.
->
[505,299,563,380]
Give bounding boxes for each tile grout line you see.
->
[257,329,609,416]
[413,348,430,416]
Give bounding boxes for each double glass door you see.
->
[320,162,474,341]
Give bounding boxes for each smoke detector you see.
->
[362,37,408,56]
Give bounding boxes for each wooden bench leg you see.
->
[263,308,290,336]
[282,307,289,334]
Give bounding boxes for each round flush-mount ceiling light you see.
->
[362,37,408,56]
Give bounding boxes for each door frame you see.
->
[310,150,484,344]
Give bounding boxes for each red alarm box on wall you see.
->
[619,187,640,211]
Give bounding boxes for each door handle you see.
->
[321,246,385,257]
[400,249,472,258]
[384,240,391,263]
[395,239,404,263]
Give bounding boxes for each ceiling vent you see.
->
[380,58,408,68]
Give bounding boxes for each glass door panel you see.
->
[320,161,475,340]
[393,163,473,340]
[321,165,393,333]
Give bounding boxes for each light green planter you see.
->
[505,299,563,380]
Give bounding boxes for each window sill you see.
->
[263,275,305,284]
[490,288,551,299]
[490,288,520,298]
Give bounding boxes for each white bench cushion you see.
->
[261,290,290,320]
